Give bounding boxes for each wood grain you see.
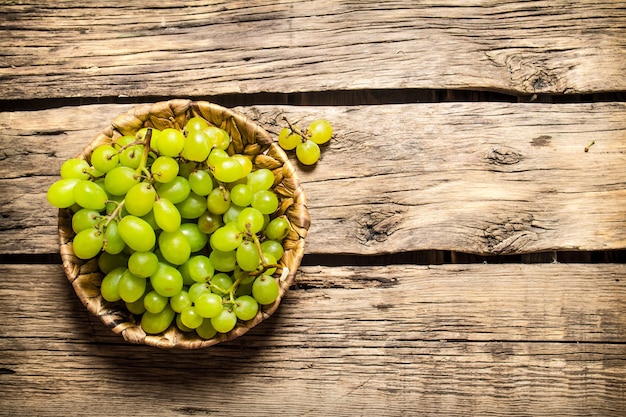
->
[1,263,625,416]
[1,102,624,256]
[1,0,625,99]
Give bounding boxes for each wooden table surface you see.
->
[1,1,626,415]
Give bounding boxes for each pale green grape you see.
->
[125,182,156,217]
[153,198,181,232]
[137,127,161,153]
[236,207,265,234]
[143,290,169,314]
[230,183,253,207]
[104,166,140,196]
[208,148,230,167]
[98,251,129,274]
[128,251,159,278]
[119,144,143,169]
[252,190,279,215]
[308,119,333,144]
[47,178,80,208]
[126,296,147,315]
[118,215,156,252]
[233,295,259,321]
[204,126,230,150]
[194,292,223,318]
[188,282,211,302]
[176,315,193,332]
[278,129,302,151]
[158,229,191,265]
[155,176,190,204]
[103,220,126,255]
[71,208,101,234]
[100,266,126,302]
[182,130,211,162]
[222,204,245,225]
[60,158,90,180]
[197,210,222,234]
[265,216,291,241]
[210,223,243,252]
[236,240,261,272]
[151,156,179,184]
[188,170,214,196]
[141,304,175,334]
[117,269,147,303]
[151,262,184,297]
[195,318,218,339]
[73,228,104,259]
[232,154,253,178]
[210,308,237,333]
[206,187,231,215]
[180,306,204,329]
[213,158,244,183]
[260,240,284,261]
[209,249,237,272]
[185,116,209,133]
[296,139,320,165]
[176,191,207,219]
[252,275,279,305]
[247,169,274,192]
[90,145,120,174]
[179,223,208,253]
[170,290,192,313]
[158,128,185,157]
[186,254,215,283]
[73,180,108,210]
[210,272,234,296]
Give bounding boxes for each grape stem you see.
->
[282,116,308,142]
[136,128,154,180]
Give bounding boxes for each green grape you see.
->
[180,305,204,329]
[151,262,184,297]
[234,281,254,298]
[188,281,211,302]
[206,187,231,215]
[278,129,302,151]
[170,290,192,313]
[100,266,126,302]
[117,269,147,303]
[155,176,190,204]
[98,251,129,274]
[211,308,237,333]
[141,304,175,335]
[60,158,90,180]
[213,158,243,183]
[252,190,279,215]
[141,209,160,231]
[151,156,179,184]
[103,220,126,255]
[222,204,244,225]
[296,139,321,165]
[137,127,161,153]
[158,229,191,265]
[119,144,143,169]
[90,145,120,174]
[186,254,215,283]
[197,210,222,234]
[126,296,147,315]
[247,168,274,192]
[265,216,291,241]
[308,119,333,144]
[118,215,156,252]
[113,135,135,149]
[104,166,140,196]
[210,223,243,252]
[260,252,278,276]
[47,178,80,208]
[209,249,237,272]
[71,208,101,234]
[73,228,104,259]
[233,295,259,321]
[176,315,194,332]
[182,130,211,162]
[177,260,195,286]
[205,126,230,150]
[185,116,209,133]
[235,265,257,286]
[153,198,181,232]
[158,128,185,157]
[260,240,284,261]
[230,183,253,207]
[179,223,208,253]
[210,272,234,296]
[236,240,261,272]
[188,170,214,196]
[143,290,169,314]
[195,319,218,339]
[194,292,224,318]
[73,180,108,210]
[232,154,253,178]
[208,148,230,167]
[176,191,207,219]
[178,160,197,178]
[236,207,265,234]
[128,251,159,278]
[125,182,156,217]
[252,275,280,305]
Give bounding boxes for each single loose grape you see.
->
[308,119,333,144]
[278,129,302,151]
[296,139,321,165]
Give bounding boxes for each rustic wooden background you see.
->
[1,1,625,416]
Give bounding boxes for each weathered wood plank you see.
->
[1,263,625,416]
[1,0,625,99]
[1,102,624,255]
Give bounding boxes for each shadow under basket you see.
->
[58,99,310,349]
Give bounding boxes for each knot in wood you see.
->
[483,213,538,254]
[355,208,404,245]
[486,146,523,165]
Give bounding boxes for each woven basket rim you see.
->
[58,99,310,349]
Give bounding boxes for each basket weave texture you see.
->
[58,99,310,349]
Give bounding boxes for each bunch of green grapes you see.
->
[277,118,333,165]
[47,116,294,339]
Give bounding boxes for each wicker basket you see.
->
[58,99,310,349]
